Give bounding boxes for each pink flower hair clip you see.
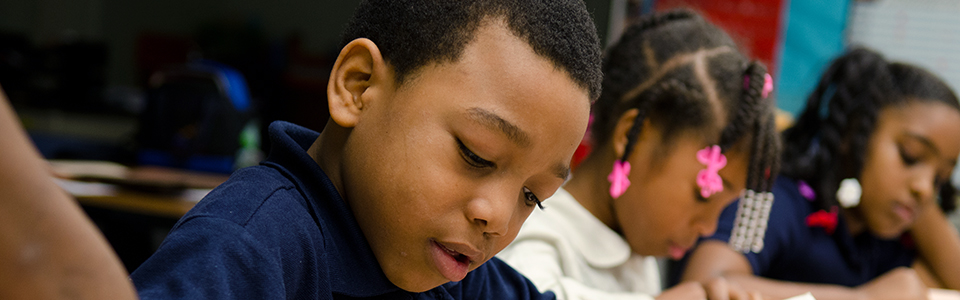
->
[743,73,775,99]
[607,160,631,199]
[696,145,727,198]
[762,73,774,99]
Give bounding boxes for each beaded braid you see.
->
[781,47,960,213]
[728,62,781,253]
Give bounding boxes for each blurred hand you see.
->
[857,267,928,300]
[657,281,706,300]
[658,279,763,300]
[703,277,764,300]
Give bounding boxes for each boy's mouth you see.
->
[429,240,479,282]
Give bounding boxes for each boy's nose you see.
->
[465,193,513,237]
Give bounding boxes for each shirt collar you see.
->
[539,187,633,268]
[263,121,401,297]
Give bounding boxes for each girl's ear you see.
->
[611,109,659,160]
[326,38,393,128]
[611,109,640,158]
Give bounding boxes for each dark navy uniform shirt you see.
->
[700,176,915,287]
[131,121,554,300]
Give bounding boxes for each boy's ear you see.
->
[327,38,392,128]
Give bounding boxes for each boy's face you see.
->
[339,21,590,291]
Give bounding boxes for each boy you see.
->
[131,0,603,299]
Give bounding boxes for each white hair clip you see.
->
[836,178,861,208]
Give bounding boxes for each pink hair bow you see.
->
[608,160,631,199]
[696,145,727,198]
[744,73,775,99]
[762,73,774,98]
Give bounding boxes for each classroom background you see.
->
[0,0,958,274]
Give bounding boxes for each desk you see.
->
[73,189,202,219]
[52,160,230,219]
[50,161,231,271]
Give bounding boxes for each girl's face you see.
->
[613,128,749,259]
[855,101,960,238]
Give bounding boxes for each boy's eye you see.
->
[523,187,544,210]
[456,138,495,168]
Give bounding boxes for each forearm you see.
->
[0,88,137,300]
[721,273,861,300]
[682,241,861,300]
[909,202,960,289]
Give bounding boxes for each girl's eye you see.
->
[898,145,920,166]
[457,138,495,168]
[523,187,544,210]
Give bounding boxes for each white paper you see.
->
[930,289,960,300]
[783,292,816,300]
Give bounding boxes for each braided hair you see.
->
[781,47,960,212]
[591,9,781,195]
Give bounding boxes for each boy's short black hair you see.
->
[340,0,603,100]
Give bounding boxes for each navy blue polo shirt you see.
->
[131,121,554,300]
[699,176,915,287]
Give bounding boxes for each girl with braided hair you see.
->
[681,48,960,300]
[498,10,780,300]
